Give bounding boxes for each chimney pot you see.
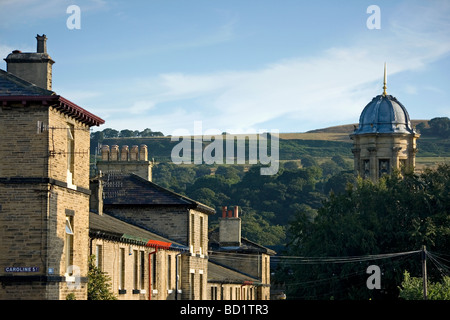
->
[120,145,129,161]
[139,144,148,161]
[101,145,110,161]
[222,206,227,218]
[130,145,139,161]
[110,145,119,161]
[234,206,239,218]
[36,34,47,53]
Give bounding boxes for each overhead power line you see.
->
[271,250,422,265]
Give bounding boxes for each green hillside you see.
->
[91,119,449,168]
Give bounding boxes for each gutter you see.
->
[0,95,105,126]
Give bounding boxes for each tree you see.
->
[119,129,135,138]
[90,130,104,143]
[323,171,355,195]
[102,128,119,138]
[87,255,117,300]
[240,207,286,246]
[283,164,450,300]
[301,155,318,168]
[140,128,153,137]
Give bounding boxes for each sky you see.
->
[0,0,449,135]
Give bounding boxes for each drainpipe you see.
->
[148,248,158,300]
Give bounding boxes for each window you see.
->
[133,250,139,290]
[151,253,157,290]
[199,273,204,300]
[190,273,195,300]
[363,159,370,178]
[140,251,145,290]
[119,248,125,291]
[65,216,74,275]
[379,159,390,177]
[167,255,172,290]
[67,124,75,184]
[190,214,195,249]
[95,245,103,270]
[211,286,218,300]
[199,216,204,254]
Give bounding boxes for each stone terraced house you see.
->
[0,35,104,300]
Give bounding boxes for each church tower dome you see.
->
[355,94,415,135]
[350,64,420,181]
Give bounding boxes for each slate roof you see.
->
[209,229,276,256]
[102,173,216,215]
[208,260,260,285]
[89,211,188,251]
[0,69,54,96]
[0,68,104,127]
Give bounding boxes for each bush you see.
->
[399,271,450,300]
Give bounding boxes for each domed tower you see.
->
[350,64,420,181]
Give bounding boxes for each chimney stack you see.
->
[219,205,241,247]
[4,34,55,90]
[97,144,153,181]
[89,174,104,216]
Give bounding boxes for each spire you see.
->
[382,62,387,96]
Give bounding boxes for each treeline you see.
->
[91,128,164,140]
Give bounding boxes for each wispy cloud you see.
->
[105,0,450,134]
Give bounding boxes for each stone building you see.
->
[0,35,104,299]
[350,65,420,181]
[208,206,275,300]
[93,145,216,299]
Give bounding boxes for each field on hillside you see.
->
[92,120,449,167]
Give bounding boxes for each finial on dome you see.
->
[382,62,387,96]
